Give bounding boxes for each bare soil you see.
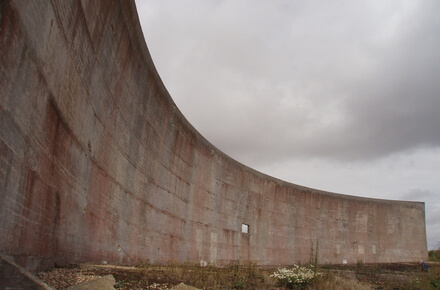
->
[37,262,440,289]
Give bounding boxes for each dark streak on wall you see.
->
[0,0,427,272]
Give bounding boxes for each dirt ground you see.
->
[37,262,440,289]
[321,262,440,289]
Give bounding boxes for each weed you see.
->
[306,272,373,290]
[39,261,440,289]
[429,248,440,262]
[114,279,128,289]
[432,272,440,288]
[271,265,322,288]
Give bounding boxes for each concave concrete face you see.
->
[0,0,427,271]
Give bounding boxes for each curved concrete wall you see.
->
[0,0,427,271]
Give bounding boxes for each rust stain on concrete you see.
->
[0,0,428,271]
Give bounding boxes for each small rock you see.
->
[66,274,116,290]
[169,282,201,290]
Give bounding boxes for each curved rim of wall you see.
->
[130,2,420,207]
[128,0,424,204]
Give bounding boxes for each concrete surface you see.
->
[0,0,427,272]
[0,254,53,289]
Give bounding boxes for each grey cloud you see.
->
[139,0,440,165]
[401,189,435,201]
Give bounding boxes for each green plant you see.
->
[429,249,440,262]
[307,272,373,290]
[232,280,245,289]
[114,279,128,289]
[432,273,440,288]
[271,265,322,288]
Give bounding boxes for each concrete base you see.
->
[0,254,53,289]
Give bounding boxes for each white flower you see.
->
[271,265,322,286]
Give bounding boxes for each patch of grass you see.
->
[135,261,271,289]
[429,266,440,289]
[306,272,373,290]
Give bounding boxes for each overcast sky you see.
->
[135,0,440,249]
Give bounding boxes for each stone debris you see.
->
[38,268,101,289]
[67,274,116,289]
[38,266,186,289]
[147,283,174,289]
[169,282,201,290]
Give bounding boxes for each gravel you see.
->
[38,267,102,289]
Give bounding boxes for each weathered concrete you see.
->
[0,0,427,272]
[0,254,53,289]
